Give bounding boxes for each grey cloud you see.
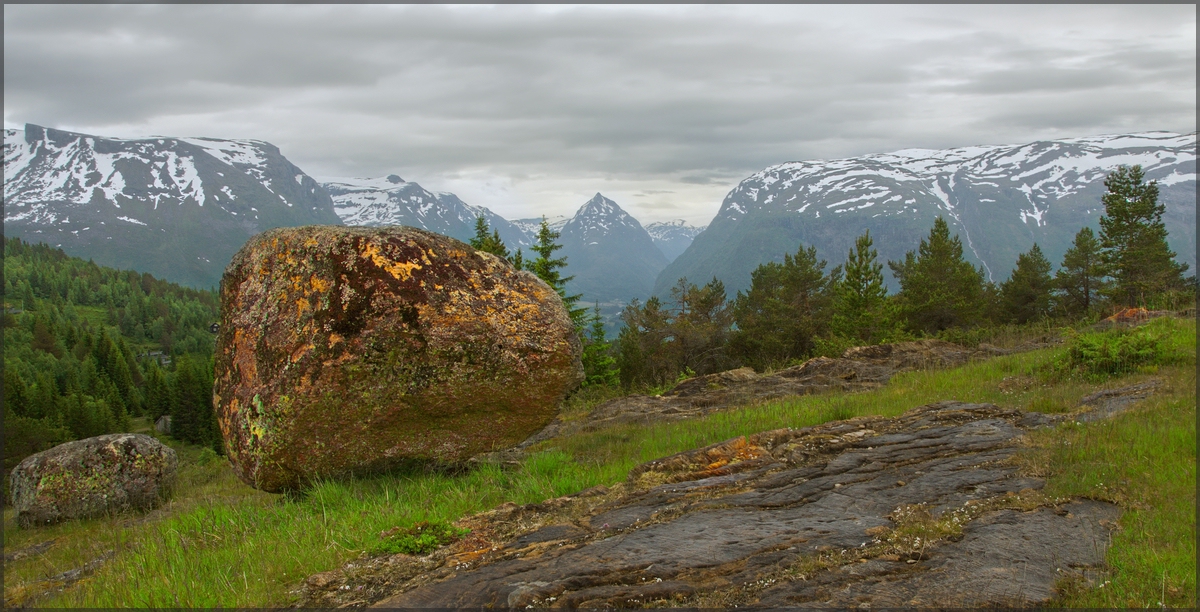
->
[4,3,1195,217]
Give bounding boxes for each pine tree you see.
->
[1055,226,1106,317]
[669,277,732,375]
[888,217,987,334]
[512,248,525,271]
[468,215,511,261]
[1098,165,1188,307]
[831,230,895,344]
[528,218,586,329]
[729,244,834,369]
[615,297,674,388]
[580,304,619,387]
[998,243,1054,324]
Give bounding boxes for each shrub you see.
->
[369,521,469,556]
[1053,317,1188,379]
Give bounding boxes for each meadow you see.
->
[2,317,1194,608]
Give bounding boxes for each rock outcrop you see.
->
[301,400,1121,608]
[515,339,1013,450]
[9,434,177,528]
[214,226,583,493]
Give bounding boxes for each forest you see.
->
[3,237,222,499]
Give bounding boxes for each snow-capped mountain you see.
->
[657,131,1197,298]
[645,220,708,263]
[512,215,569,240]
[3,124,340,288]
[319,175,529,250]
[558,193,669,305]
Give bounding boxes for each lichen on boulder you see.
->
[214,225,583,492]
[9,433,178,528]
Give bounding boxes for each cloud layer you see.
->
[4,4,1195,223]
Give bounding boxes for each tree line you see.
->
[472,165,1194,390]
[3,238,223,492]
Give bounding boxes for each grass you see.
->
[2,317,1194,608]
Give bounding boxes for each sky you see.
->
[4,4,1196,226]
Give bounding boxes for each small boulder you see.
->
[214,226,583,492]
[9,433,178,528]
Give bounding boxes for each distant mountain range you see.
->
[3,124,340,288]
[7,124,1193,319]
[657,131,1196,298]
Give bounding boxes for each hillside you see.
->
[3,124,341,289]
[2,237,222,494]
[656,132,1197,298]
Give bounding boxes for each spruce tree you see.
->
[998,243,1054,324]
[580,304,619,387]
[888,217,987,334]
[468,215,511,261]
[1098,165,1188,307]
[528,218,586,329]
[1055,226,1106,317]
[831,230,894,344]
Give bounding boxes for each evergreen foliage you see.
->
[831,230,896,344]
[1054,226,1107,317]
[998,243,1054,324]
[527,218,586,329]
[615,277,733,389]
[728,244,835,370]
[580,304,619,387]
[1098,165,1189,307]
[888,217,987,334]
[468,215,511,261]
[2,237,223,486]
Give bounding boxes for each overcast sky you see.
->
[4,4,1196,225]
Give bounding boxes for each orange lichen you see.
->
[361,241,422,281]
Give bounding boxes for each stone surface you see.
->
[513,339,1014,451]
[9,434,177,528]
[298,399,1124,608]
[214,225,583,492]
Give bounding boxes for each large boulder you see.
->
[9,433,178,528]
[214,226,583,492]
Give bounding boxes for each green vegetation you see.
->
[369,521,470,556]
[1052,316,1193,380]
[2,238,223,499]
[468,214,512,261]
[4,317,1191,607]
[1098,164,1191,308]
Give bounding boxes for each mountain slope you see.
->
[656,131,1197,298]
[319,175,531,250]
[4,124,341,288]
[645,220,707,263]
[558,193,669,305]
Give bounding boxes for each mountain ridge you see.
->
[655,131,1196,298]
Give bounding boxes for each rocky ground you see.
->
[493,339,1033,461]
[297,341,1157,609]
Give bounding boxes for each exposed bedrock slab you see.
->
[511,340,1023,454]
[214,225,583,492]
[344,401,1118,608]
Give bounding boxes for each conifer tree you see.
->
[998,243,1054,324]
[1098,165,1188,307]
[580,304,619,387]
[831,230,894,344]
[468,215,511,261]
[1055,226,1106,317]
[729,244,834,369]
[888,217,987,334]
[669,277,732,375]
[615,297,674,388]
[528,218,586,328]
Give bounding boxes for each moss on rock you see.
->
[9,433,178,528]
